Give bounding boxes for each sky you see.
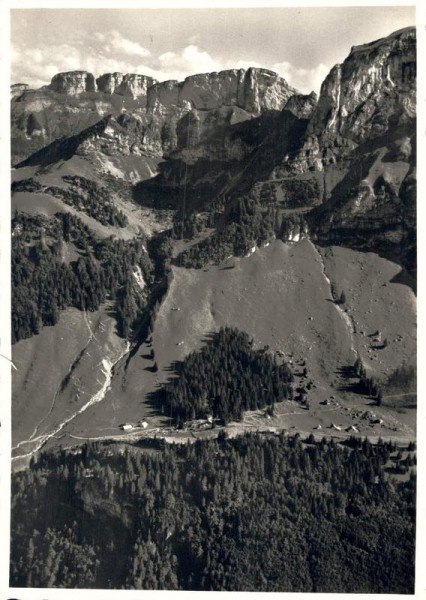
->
[11,6,416,96]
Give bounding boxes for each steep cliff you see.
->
[309,27,415,141]
[302,27,416,273]
[11,27,416,274]
[284,27,416,175]
[284,92,318,119]
[96,72,124,94]
[114,73,158,99]
[11,68,297,164]
[147,68,296,114]
[49,71,97,95]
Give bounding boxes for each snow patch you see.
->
[288,232,301,243]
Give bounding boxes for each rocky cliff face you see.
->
[146,68,296,114]
[285,27,416,175]
[96,72,124,94]
[292,27,417,273]
[310,27,415,141]
[114,73,158,99]
[11,67,297,163]
[48,71,97,95]
[283,92,317,119]
[11,27,416,273]
[43,67,295,113]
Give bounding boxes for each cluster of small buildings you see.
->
[120,420,148,432]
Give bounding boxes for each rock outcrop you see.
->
[146,80,182,110]
[293,27,417,273]
[277,26,416,176]
[10,83,30,99]
[48,71,97,95]
[147,68,296,114]
[40,67,295,114]
[96,72,124,95]
[284,92,317,119]
[116,74,158,99]
[309,27,415,141]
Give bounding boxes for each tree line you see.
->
[12,176,128,228]
[177,193,308,268]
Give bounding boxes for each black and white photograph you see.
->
[1,1,423,596]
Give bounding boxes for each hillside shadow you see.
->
[390,268,416,293]
[132,110,309,212]
[307,121,416,289]
[15,116,111,168]
[336,365,365,394]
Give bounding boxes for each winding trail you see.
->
[12,341,130,462]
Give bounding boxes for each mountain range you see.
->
[9,25,417,593]
[11,25,416,461]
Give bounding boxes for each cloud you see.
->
[272,61,329,94]
[12,31,330,95]
[233,60,263,70]
[106,30,151,58]
[12,36,227,89]
[188,34,201,44]
[158,45,224,81]
[11,30,153,88]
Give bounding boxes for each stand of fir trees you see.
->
[177,193,308,268]
[12,212,154,343]
[12,177,128,227]
[154,327,293,425]
[10,433,415,592]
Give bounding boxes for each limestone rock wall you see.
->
[49,71,97,95]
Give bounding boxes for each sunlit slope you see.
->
[12,306,127,460]
[321,245,416,391]
[55,238,349,440]
[13,238,415,451]
[60,238,414,442]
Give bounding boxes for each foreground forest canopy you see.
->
[10,434,415,592]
